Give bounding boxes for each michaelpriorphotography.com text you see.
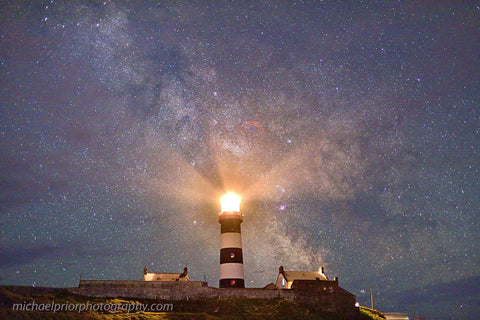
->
[12,300,174,313]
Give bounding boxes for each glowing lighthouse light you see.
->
[220,192,241,212]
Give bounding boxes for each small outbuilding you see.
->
[143,266,190,281]
[276,265,328,289]
[275,265,358,318]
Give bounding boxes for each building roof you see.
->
[144,272,190,281]
[282,270,328,281]
[143,266,189,281]
[153,273,181,277]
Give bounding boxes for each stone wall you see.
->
[69,279,358,318]
[291,279,358,318]
[69,280,296,301]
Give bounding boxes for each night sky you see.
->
[1,1,479,319]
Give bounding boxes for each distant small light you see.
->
[230,252,235,259]
[355,302,360,307]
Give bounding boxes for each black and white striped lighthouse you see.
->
[218,192,245,288]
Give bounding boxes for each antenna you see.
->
[370,286,374,309]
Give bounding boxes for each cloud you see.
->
[387,276,480,318]
[0,243,129,268]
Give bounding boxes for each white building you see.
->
[143,266,190,281]
[276,266,328,289]
[384,313,409,320]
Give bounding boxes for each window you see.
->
[221,220,241,233]
[282,278,285,287]
[220,248,242,262]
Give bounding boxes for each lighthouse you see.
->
[218,192,245,288]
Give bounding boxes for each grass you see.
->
[359,306,386,320]
[1,286,382,320]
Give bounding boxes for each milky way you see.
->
[1,2,479,319]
